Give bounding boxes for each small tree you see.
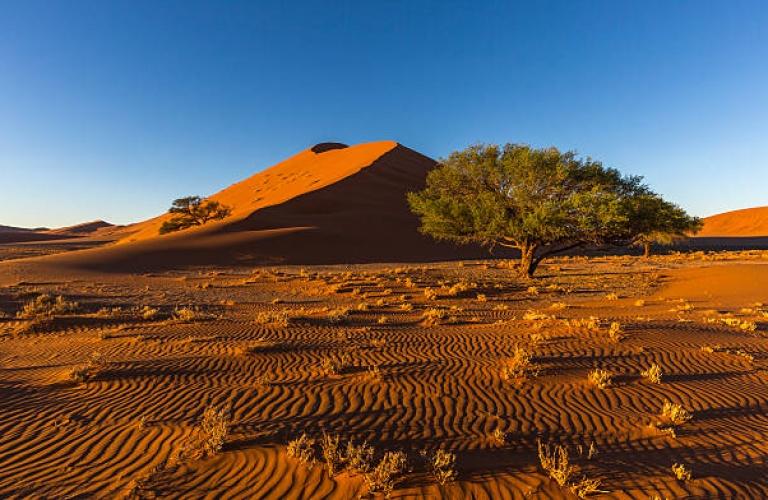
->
[627,193,702,257]
[408,144,654,278]
[159,196,231,234]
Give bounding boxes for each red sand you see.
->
[699,206,768,237]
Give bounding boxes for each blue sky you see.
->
[1,0,766,228]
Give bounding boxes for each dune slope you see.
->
[33,142,487,272]
[699,206,768,237]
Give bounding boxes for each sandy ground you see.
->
[1,251,768,498]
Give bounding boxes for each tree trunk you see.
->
[518,242,538,279]
[643,242,651,258]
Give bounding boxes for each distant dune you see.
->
[698,206,768,237]
[24,141,488,272]
[0,220,116,244]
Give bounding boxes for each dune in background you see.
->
[698,206,768,237]
[0,221,116,244]
[19,141,488,273]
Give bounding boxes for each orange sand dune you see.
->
[698,206,768,237]
[28,141,488,272]
[0,220,116,244]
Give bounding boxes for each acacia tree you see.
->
[627,193,702,257]
[159,196,232,235]
[408,144,652,278]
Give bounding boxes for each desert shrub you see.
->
[587,369,613,389]
[345,440,375,474]
[537,441,574,486]
[139,305,159,320]
[175,405,230,462]
[172,306,209,323]
[426,449,457,485]
[641,363,663,384]
[523,310,555,321]
[254,311,291,327]
[446,281,474,296]
[320,432,344,478]
[69,351,107,384]
[287,433,316,468]
[660,400,693,426]
[421,308,448,327]
[634,299,646,307]
[607,322,623,342]
[423,288,439,301]
[364,451,408,496]
[671,463,692,481]
[605,293,619,301]
[500,346,537,382]
[490,427,507,446]
[570,477,604,498]
[564,316,601,333]
[321,352,351,376]
[234,339,284,356]
[17,294,78,319]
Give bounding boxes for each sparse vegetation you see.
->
[641,363,663,384]
[159,196,232,234]
[174,405,230,463]
[587,369,613,389]
[500,346,537,382]
[287,433,316,468]
[660,400,693,427]
[364,451,408,497]
[17,294,78,319]
[671,462,692,481]
[426,449,457,485]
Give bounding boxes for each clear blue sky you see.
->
[1,0,767,228]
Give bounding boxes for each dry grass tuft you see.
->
[320,432,344,478]
[537,441,574,486]
[364,451,408,496]
[345,440,375,474]
[17,294,78,319]
[174,405,230,463]
[641,363,663,384]
[660,400,693,427]
[254,311,292,327]
[500,346,537,382]
[287,433,316,468]
[671,462,692,481]
[587,369,613,389]
[425,449,457,485]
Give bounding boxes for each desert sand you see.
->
[1,251,768,498]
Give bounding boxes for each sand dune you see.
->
[28,142,488,272]
[0,220,116,244]
[698,206,768,237]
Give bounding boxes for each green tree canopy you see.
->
[626,193,703,257]
[159,196,232,235]
[408,143,691,277]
